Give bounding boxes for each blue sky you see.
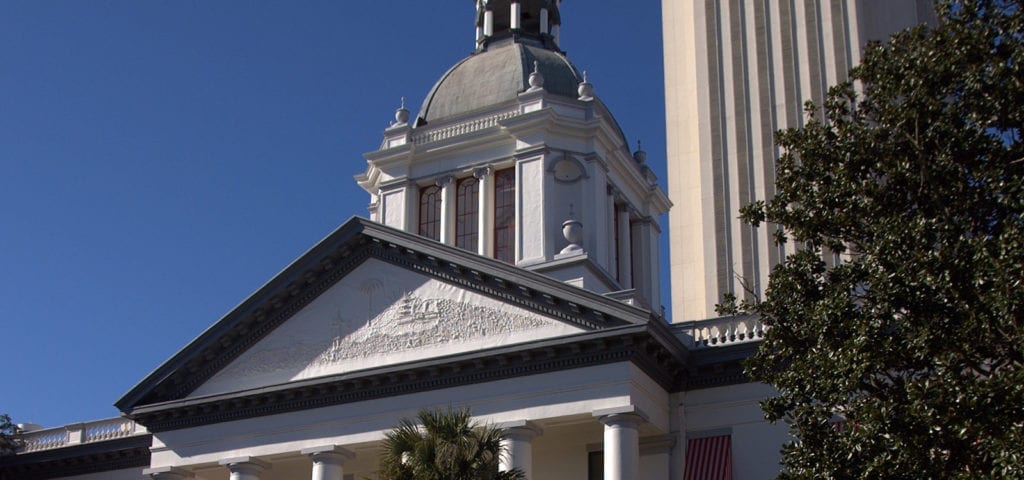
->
[1,1,666,427]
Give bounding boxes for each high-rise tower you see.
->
[662,1,935,321]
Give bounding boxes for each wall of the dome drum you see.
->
[416,42,581,124]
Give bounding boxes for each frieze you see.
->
[193,261,575,396]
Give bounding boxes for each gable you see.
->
[189,258,585,397]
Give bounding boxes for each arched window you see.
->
[455,177,480,251]
[418,185,442,241]
[493,168,516,263]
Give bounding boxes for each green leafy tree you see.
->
[0,414,20,456]
[377,408,524,480]
[739,0,1024,478]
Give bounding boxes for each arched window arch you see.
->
[418,185,442,241]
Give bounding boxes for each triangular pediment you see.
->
[190,258,585,397]
[118,218,654,417]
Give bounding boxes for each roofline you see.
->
[117,217,660,412]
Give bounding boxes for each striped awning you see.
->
[683,434,733,480]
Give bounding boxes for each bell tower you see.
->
[357,1,671,313]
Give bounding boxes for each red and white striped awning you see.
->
[683,434,733,480]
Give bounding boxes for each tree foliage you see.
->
[377,408,523,480]
[0,414,20,456]
[740,0,1024,477]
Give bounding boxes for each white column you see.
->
[475,166,494,257]
[144,467,194,480]
[498,421,543,479]
[617,204,633,289]
[510,1,521,30]
[484,9,494,37]
[303,445,355,480]
[540,8,549,34]
[598,414,644,480]
[437,175,455,245]
[219,457,270,480]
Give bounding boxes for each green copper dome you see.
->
[416,39,581,125]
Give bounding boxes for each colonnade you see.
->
[144,408,650,480]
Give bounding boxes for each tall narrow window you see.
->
[493,168,516,263]
[455,176,480,251]
[419,185,442,241]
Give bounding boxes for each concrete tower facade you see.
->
[662,0,935,321]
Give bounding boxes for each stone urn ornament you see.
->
[560,218,583,254]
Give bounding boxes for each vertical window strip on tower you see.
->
[419,185,442,241]
[493,168,516,263]
[455,176,480,251]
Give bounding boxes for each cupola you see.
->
[358,0,672,314]
[475,0,563,50]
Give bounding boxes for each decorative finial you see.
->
[394,97,410,125]
[528,60,545,92]
[578,71,594,101]
[633,139,647,164]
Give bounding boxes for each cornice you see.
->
[0,435,151,480]
[129,324,689,433]
[682,342,760,390]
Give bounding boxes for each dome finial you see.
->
[528,60,545,92]
[394,97,410,126]
[578,71,595,101]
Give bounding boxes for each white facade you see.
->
[663,0,935,321]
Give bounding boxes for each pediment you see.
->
[189,258,585,397]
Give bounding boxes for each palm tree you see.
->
[378,408,525,480]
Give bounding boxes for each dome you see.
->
[416,40,582,125]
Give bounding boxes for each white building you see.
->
[663,0,935,320]
[1,1,930,480]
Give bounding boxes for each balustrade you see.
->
[679,315,765,349]
[18,417,145,453]
[409,110,519,145]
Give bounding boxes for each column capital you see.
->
[435,174,455,187]
[474,165,494,178]
[302,445,356,466]
[143,466,194,480]
[497,420,544,441]
[219,456,271,475]
[593,406,648,428]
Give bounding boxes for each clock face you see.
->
[553,158,583,182]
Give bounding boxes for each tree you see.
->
[0,414,20,456]
[738,0,1024,477]
[377,408,524,480]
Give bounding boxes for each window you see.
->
[455,176,480,251]
[587,451,603,480]
[493,168,516,263]
[613,204,621,281]
[418,185,442,241]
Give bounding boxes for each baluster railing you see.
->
[17,418,147,454]
[680,315,765,349]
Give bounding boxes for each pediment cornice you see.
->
[116,218,657,414]
[129,323,689,433]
